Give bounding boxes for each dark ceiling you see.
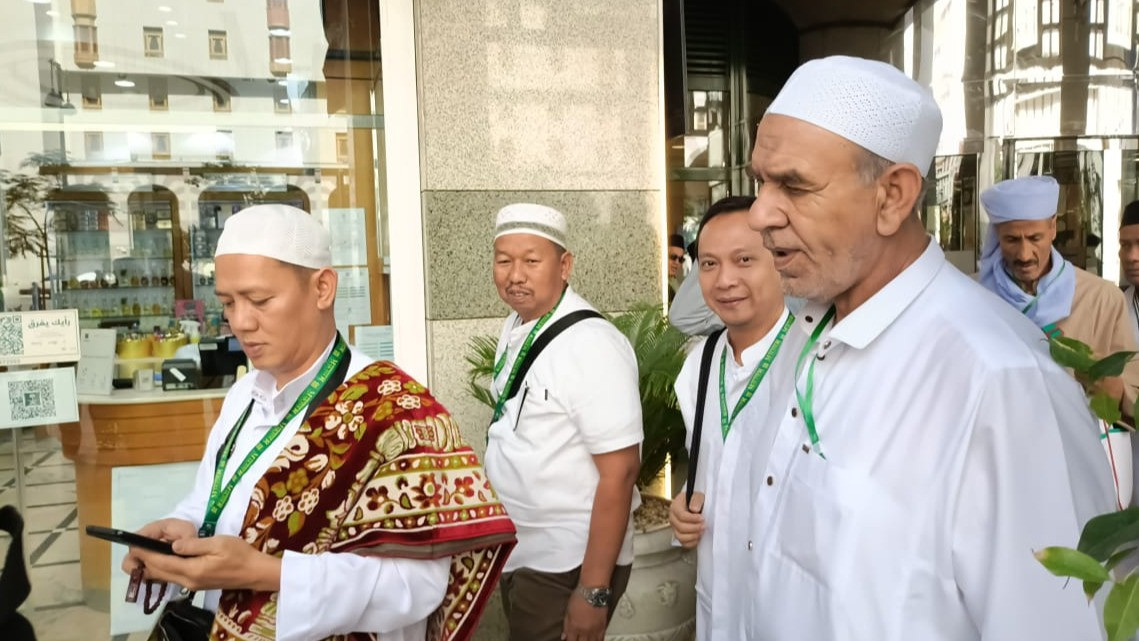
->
[768,0,918,30]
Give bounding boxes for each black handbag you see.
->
[147,589,213,641]
[0,505,36,641]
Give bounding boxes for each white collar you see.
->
[797,237,944,350]
[249,334,338,417]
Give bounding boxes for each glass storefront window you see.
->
[0,1,391,637]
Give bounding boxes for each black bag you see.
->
[147,590,213,641]
[0,505,36,641]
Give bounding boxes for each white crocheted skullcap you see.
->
[980,175,1060,224]
[214,204,332,269]
[494,203,568,249]
[766,55,944,174]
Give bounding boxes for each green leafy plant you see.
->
[464,303,689,488]
[1038,336,1139,641]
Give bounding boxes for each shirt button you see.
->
[791,407,799,418]
[823,340,832,349]
[802,444,810,454]
[766,475,775,486]
[747,540,754,550]
[805,315,814,323]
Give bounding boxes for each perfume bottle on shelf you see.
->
[130,271,140,287]
[132,297,142,316]
[160,270,170,287]
[120,297,130,316]
[140,271,150,287]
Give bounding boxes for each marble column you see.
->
[415,0,665,454]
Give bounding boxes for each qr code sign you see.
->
[0,315,22,357]
[9,379,55,422]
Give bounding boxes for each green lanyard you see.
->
[794,307,836,458]
[199,336,348,537]
[718,312,794,441]
[491,289,566,423]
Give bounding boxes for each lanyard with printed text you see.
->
[718,312,794,441]
[794,307,835,458]
[199,335,348,537]
[491,289,566,423]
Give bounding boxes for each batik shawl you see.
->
[208,361,516,641]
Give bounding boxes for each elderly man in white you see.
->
[745,55,1115,641]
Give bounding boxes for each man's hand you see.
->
[561,590,608,641]
[133,535,282,593]
[121,518,198,576]
[669,491,705,549]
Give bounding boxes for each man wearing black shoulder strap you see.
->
[484,203,643,641]
[667,196,805,641]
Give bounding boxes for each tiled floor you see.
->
[0,428,149,641]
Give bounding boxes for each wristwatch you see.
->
[577,585,612,608]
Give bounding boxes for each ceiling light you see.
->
[45,9,59,16]
[114,76,135,88]
[278,98,290,104]
[174,33,186,39]
[92,60,115,68]
[273,57,292,64]
[268,28,291,37]
[166,20,177,26]
[157,5,172,11]
[26,0,51,4]
[277,79,289,86]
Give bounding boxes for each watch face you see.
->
[581,587,612,607]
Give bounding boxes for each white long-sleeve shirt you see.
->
[748,240,1114,641]
[675,308,804,641]
[167,338,450,641]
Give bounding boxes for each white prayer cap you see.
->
[494,203,568,249]
[214,204,332,269]
[766,55,943,174]
[980,176,1060,224]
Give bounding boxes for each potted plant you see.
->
[1036,337,1139,641]
[465,303,697,641]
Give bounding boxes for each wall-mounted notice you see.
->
[0,309,81,366]
[325,208,368,267]
[0,367,79,429]
[353,325,394,361]
[334,267,372,336]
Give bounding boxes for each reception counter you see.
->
[59,388,228,610]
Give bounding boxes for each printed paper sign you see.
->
[0,309,81,366]
[76,328,117,396]
[0,367,80,429]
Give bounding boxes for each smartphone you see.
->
[85,525,179,556]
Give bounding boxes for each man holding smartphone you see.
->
[122,204,515,641]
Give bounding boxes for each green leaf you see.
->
[1092,391,1124,425]
[1089,351,1138,382]
[1050,336,1098,373]
[1109,547,1139,571]
[1034,546,1111,582]
[1106,574,1139,641]
[1086,579,1106,603]
[1079,508,1139,562]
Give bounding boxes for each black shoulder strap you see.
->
[685,327,726,509]
[504,309,604,402]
